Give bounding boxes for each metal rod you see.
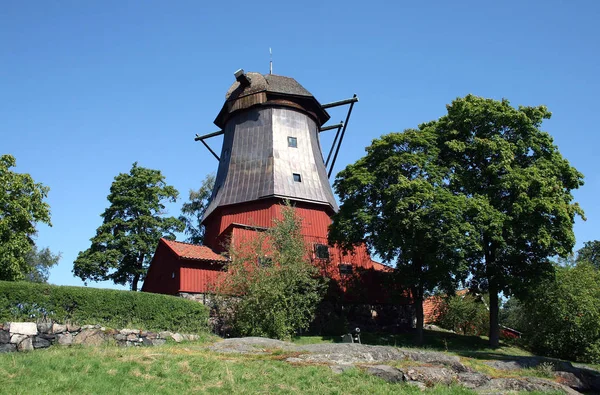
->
[325,122,343,167]
[319,122,343,132]
[200,139,220,161]
[322,96,359,109]
[194,130,224,141]
[328,94,357,178]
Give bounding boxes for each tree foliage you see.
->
[215,202,326,340]
[329,129,479,344]
[576,240,600,270]
[0,154,52,281]
[24,245,61,283]
[436,95,584,346]
[179,173,214,245]
[437,293,489,336]
[519,261,600,363]
[73,163,184,291]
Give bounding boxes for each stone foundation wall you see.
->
[0,322,200,353]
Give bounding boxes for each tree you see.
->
[437,293,489,336]
[576,240,600,270]
[436,95,584,347]
[520,261,600,363]
[24,246,61,283]
[329,130,479,344]
[0,154,52,281]
[214,202,326,340]
[179,173,215,244]
[73,163,184,291]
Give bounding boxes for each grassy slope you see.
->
[0,331,578,394]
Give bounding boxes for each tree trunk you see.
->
[412,286,424,346]
[131,273,140,291]
[488,283,500,348]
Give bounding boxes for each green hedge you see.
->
[0,281,209,334]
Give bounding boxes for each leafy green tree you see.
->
[498,297,525,332]
[576,240,600,270]
[436,95,584,347]
[179,173,214,244]
[215,202,326,340]
[73,163,184,291]
[24,246,61,283]
[329,130,479,344]
[520,261,600,363]
[0,154,52,281]
[437,293,489,336]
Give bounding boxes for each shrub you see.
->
[0,281,209,333]
[436,293,489,336]
[520,261,600,363]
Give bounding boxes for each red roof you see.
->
[161,238,228,262]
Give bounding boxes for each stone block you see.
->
[10,334,28,344]
[73,329,107,346]
[17,337,33,351]
[365,365,404,383]
[171,333,184,343]
[66,323,80,332]
[37,322,53,334]
[32,336,51,349]
[158,331,172,339]
[119,329,140,335]
[0,330,10,344]
[9,322,38,336]
[114,334,127,341]
[403,367,457,386]
[57,333,73,346]
[0,343,17,353]
[52,323,67,334]
[142,338,166,347]
[126,334,138,341]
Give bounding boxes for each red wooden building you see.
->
[142,70,398,308]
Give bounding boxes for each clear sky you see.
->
[2,1,599,289]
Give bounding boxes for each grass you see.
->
[0,341,474,394]
[0,331,589,394]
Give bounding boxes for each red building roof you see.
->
[161,238,228,262]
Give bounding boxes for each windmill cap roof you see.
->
[225,72,314,100]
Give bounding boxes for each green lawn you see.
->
[0,332,578,394]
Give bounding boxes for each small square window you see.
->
[314,244,330,259]
[288,136,297,148]
[339,264,353,275]
[293,173,302,182]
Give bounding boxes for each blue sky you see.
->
[2,1,599,289]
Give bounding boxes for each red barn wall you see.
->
[179,261,224,294]
[142,243,180,295]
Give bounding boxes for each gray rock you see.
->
[330,365,354,374]
[0,329,10,343]
[32,336,51,349]
[37,322,53,334]
[365,365,405,383]
[457,372,490,389]
[57,333,73,345]
[52,323,67,334]
[142,338,166,347]
[158,331,173,339]
[9,322,38,336]
[81,325,95,330]
[73,329,107,346]
[126,334,138,341]
[480,377,579,395]
[0,343,17,353]
[183,334,199,341]
[114,334,127,341]
[17,337,33,351]
[171,333,184,343]
[66,323,80,332]
[10,334,27,344]
[402,366,457,386]
[554,371,589,392]
[119,329,140,335]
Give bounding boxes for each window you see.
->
[314,244,330,259]
[293,173,302,182]
[288,136,297,148]
[339,264,353,275]
[171,272,176,279]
